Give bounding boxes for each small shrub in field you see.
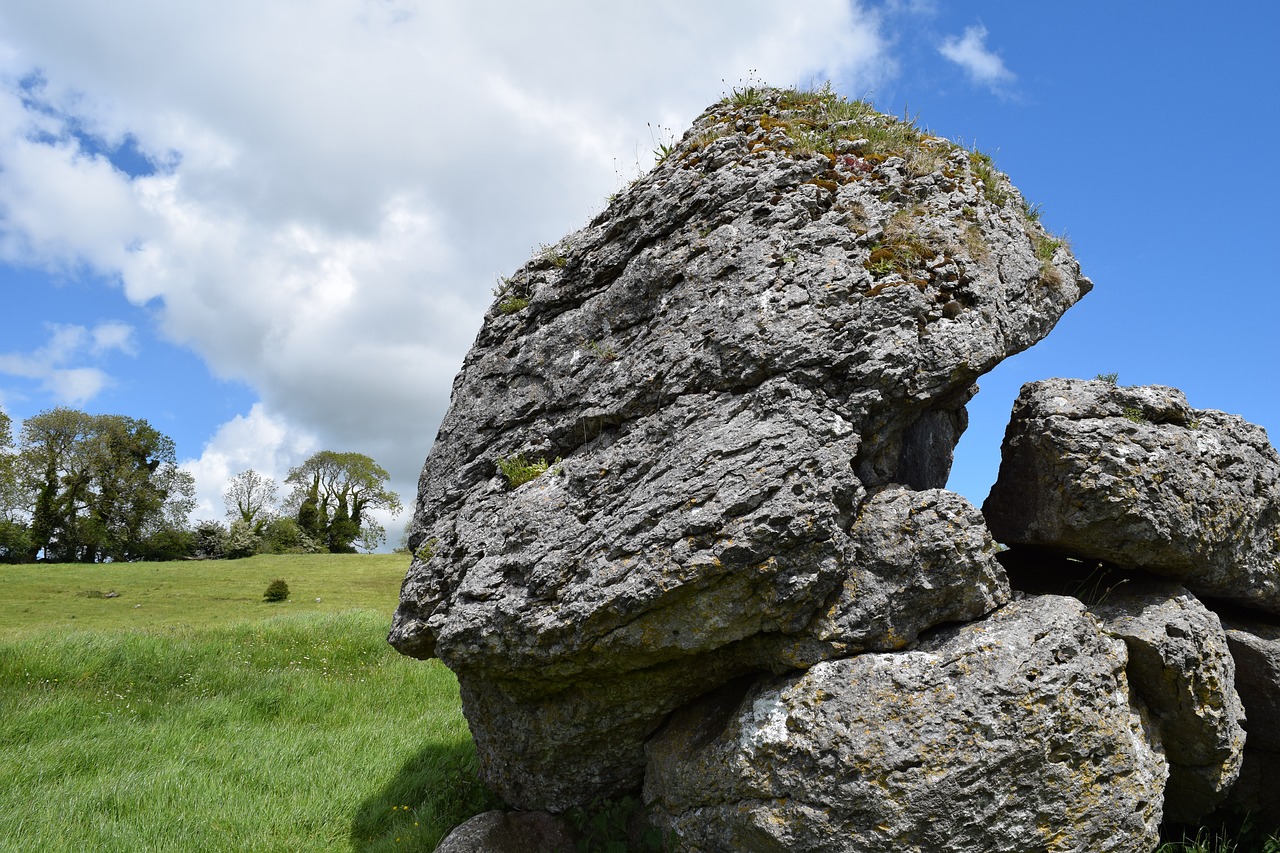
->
[263,579,290,602]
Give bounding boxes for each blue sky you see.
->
[1,2,1276,545]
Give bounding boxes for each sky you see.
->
[1,2,1277,549]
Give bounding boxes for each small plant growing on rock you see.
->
[1095,372,1119,385]
[1035,235,1065,263]
[263,579,290,602]
[497,453,552,488]
[413,537,438,563]
[492,276,531,315]
[538,242,569,268]
[969,150,1008,206]
[585,339,619,362]
[1034,234,1069,285]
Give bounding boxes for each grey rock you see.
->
[643,595,1167,852]
[391,88,1088,809]
[1090,582,1245,823]
[984,378,1280,612]
[434,810,577,853]
[798,487,1009,659]
[1221,612,1280,824]
[1222,611,1280,752]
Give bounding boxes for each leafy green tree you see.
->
[193,520,228,559]
[0,408,32,563]
[87,414,195,562]
[137,526,196,561]
[258,516,320,555]
[19,407,97,562]
[284,451,402,553]
[224,518,260,559]
[223,469,278,531]
[17,407,194,562]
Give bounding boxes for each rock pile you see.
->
[986,377,1280,831]
[395,87,1279,851]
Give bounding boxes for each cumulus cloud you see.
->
[0,1,894,534]
[939,24,1016,91]
[180,403,317,521]
[0,321,135,404]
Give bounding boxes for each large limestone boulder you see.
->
[391,87,1089,809]
[643,595,1167,852]
[984,378,1280,613]
[1089,583,1245,823]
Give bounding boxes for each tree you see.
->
[0,408,31,563]
[223,469,278,531]
[224,519,260,559]
[88,414,194,562]
[19,407,97,562]
[258,516,320,555]
[284,451,402,553]
[193,520,228,559]
[16,407,194,562]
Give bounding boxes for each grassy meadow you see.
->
[0,555,495,852]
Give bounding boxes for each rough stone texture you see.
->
[453,485,1010,810]
[1089,582,1245,823]
[984,378,1280,613]
[434,810,577,853]
[1222,611,1280,752]
[390,88,1089,810]
[643,595,1167,852]
[798,486,1009,659]
[1221,611,1280,824]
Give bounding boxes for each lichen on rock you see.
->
[644,595,1167,853]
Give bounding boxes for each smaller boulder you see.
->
[1089,582,1245,823]
[644,595,1166,852]
[984,378,1280,613]
[796,487,1009,658]
[435,810,577,853]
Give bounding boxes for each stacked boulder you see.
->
[394,87,1275,851]
[985,377,1280,828]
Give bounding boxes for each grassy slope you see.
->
[0,556,494,852]
[0,553,409,637]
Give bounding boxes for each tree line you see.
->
[0,407,401,563]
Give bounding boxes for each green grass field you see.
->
[6,555,1271,852]
[0,555,495,852]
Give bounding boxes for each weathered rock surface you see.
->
[798,486,1009,659]
[1220,611,1280,824]
[434,809,577,853]
[643,595,1167,852]
[391,87,1086,808]
[1089,582,1245,823]
[984,378,1280,613]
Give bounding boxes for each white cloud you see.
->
[0,321,135,404]
[90,321,136,356]
[939,24,1016,91]
[180,403,318,521]
[0,1,895,534]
